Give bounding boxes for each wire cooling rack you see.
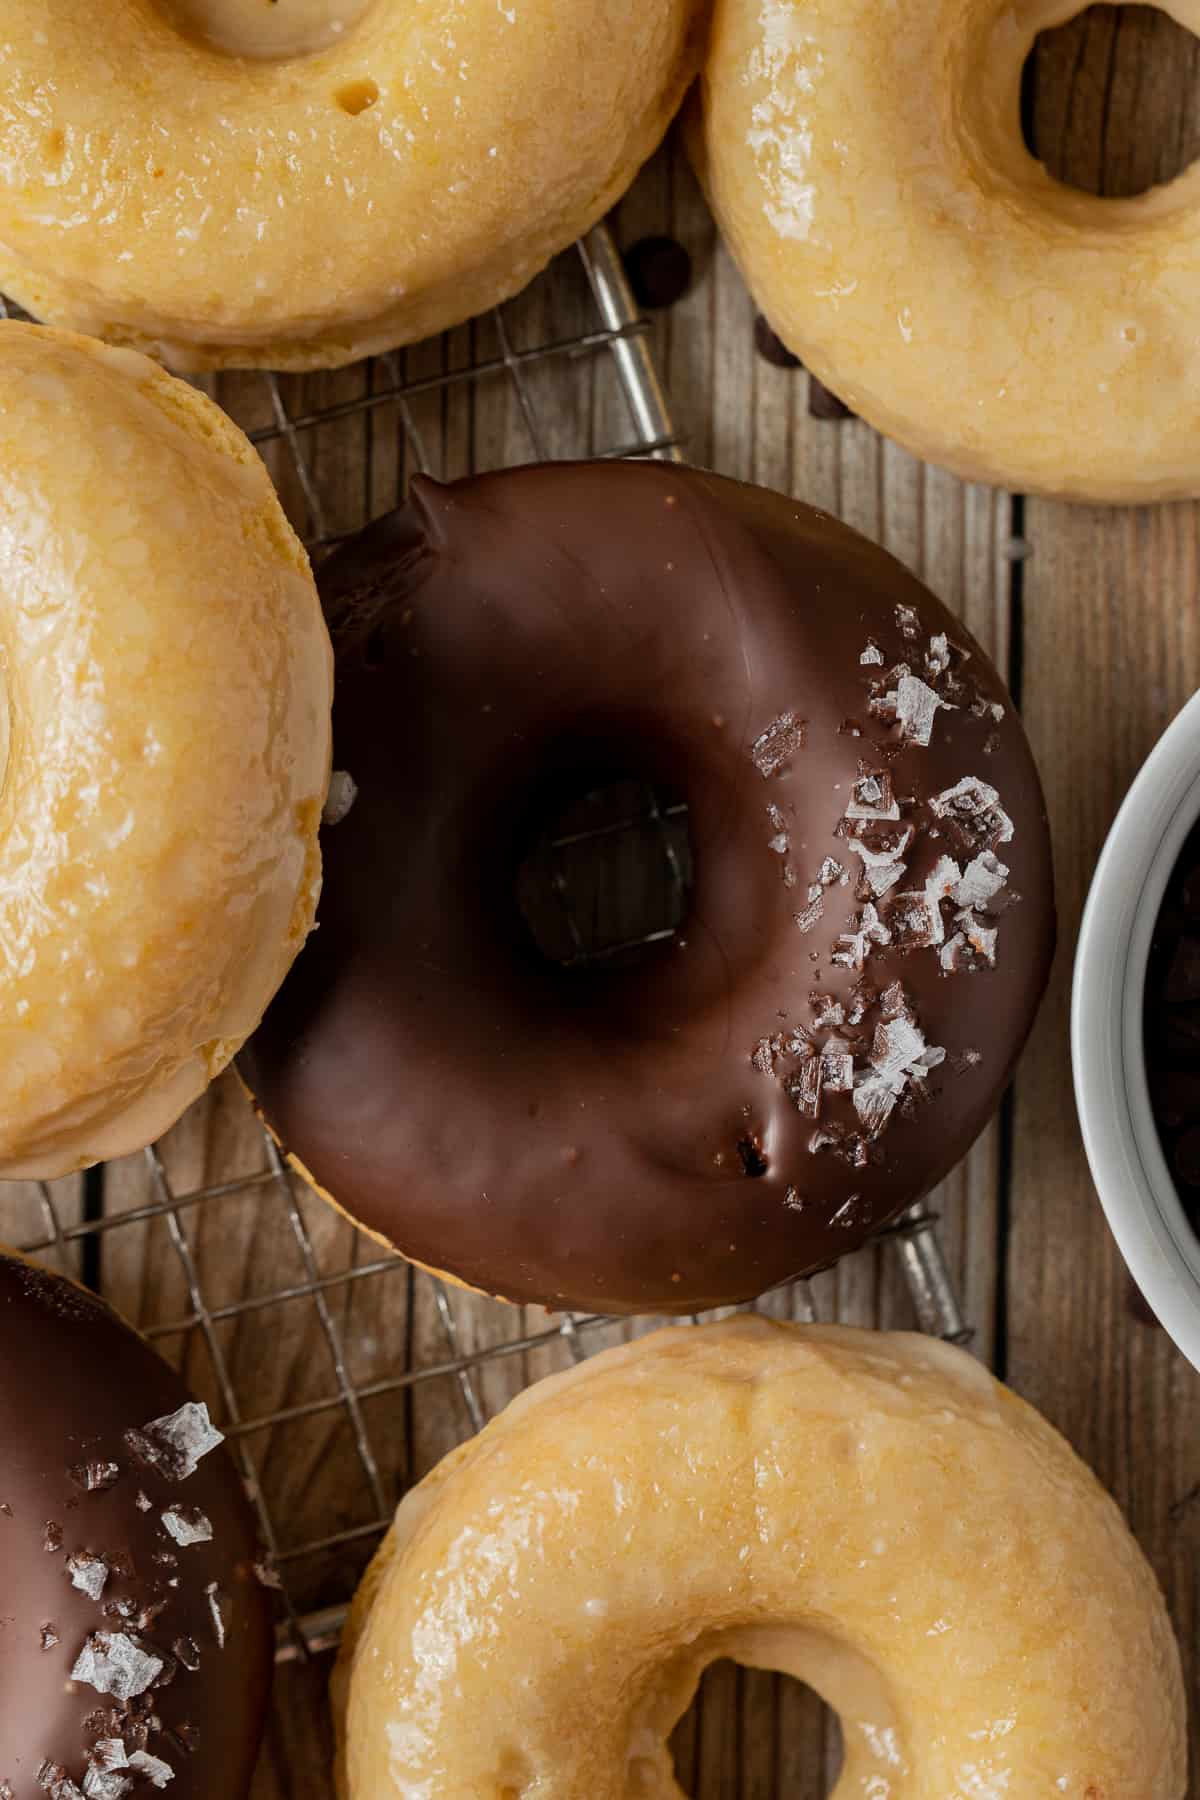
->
[0,224,970,1667]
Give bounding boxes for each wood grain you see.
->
[1015,11,1200,1792]
[3,11,1198,1790]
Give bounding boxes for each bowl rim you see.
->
[1072,687,1200,1373]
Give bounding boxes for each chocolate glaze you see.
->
[0,1254,273,1797]
[241,462,1055,1314]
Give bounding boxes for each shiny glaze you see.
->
[0,325,330,1178]
[693,0,1200,498]
[0,1254,273,1797]
[243,462,1055,1313]
[334,1320,1185,1798]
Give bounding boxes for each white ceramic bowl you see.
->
[1073,689,1200,1372]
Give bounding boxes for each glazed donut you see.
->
[692,0,1200,501]
[0,324,332,1179]
[241,462,1055,1314]
[334,1317,1186,1797]
[0,1250,274,1798]
[0,0,700,372]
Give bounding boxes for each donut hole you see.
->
[515,775,692,971]
[335,78,381,117]
[156,0,376,60]
[1022,4,1200,196]
[669,1661,843,1793]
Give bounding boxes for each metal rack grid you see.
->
[0,223,970,1667]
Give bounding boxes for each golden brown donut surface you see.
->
[0,0,700,370]
[0,323,332,1177]
[333,1318,1186,1798]
[693,0,1200,500]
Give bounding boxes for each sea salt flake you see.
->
[173,1635,202,1673]
[767,803,787,832]
[929,777,1014,849]
[953,851,1009,910]
[82,1769,130,1800]
[820,1039,854,1092]
[853,1070,900,1136]
[895,674,950,747]
[83,1744,132,1800]
[751,711,805,778]
[830,1192,866,1228]
[859,640,884,666]
[40,1624,59,1651]
[883,891,942,951]
[957,909,999,967]
[833,903,891,971]
[879,981,913,1022]
[845,771,899,822]
[135,1493,152,1514]
[752,1036,778,1075]
[895,603,921,639]
[816,856,844,886]
[128,1754,173,1791]
[125,1403,223,1483]
[37,1763,84,1800]
[67,1554,110,1602]
[44,1522,63,1553]
[161,1507,213,1548]
[71,1632,164,1702]
[925,633,951,680]
[786,1055,823,1120]
[205,1583,227,1651]
[254,1559,283,1592]
[794,897,824,935]
[810,993,845,1029]
[768,833,789,855]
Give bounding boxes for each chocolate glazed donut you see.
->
[0,1253,273,1797]
[241,464,1055,1314]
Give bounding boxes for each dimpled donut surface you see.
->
[333,1317,1186,1798]
[0,0,700,372]
[694,0,1200,501]
[0,324,332,1178]
[241,461,1054,1315]
[0,1251,273,1797]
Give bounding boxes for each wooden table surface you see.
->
[5,10,1199,1795]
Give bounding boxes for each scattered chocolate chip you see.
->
[753,313,802,369]
[623,235,692,310]
[807,375,853,421]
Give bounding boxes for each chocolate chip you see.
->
[753,314,802,369]
[1166,935,1200,1003]
[808,376,854,421]
[623,236,692,311]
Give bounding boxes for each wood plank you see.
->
[1013,14,1200,1793]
